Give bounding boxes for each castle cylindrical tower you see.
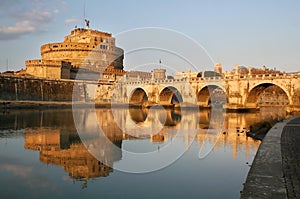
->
[40,28,124,71]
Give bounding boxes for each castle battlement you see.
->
[26,26,124,80]
[26,59,63,67]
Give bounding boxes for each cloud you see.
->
[18,11,52,23]
[53,9,59,14]
[64,18,79,24]
[57,0,67,8]
[0,1,62,40]
[0,21,35,34]
[0,21,36,40]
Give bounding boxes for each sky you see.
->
[0,0,300,73]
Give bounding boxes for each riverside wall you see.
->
[0,75,85,101]
[240,117,300,198]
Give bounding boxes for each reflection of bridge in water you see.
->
[1,107,291,184]
[113,72,300,112]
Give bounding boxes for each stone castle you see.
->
[26,21,125,80]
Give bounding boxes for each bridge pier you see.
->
[224,104,259,112]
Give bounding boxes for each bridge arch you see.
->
[129,88,148,106]
[159,86,183,106]
[245,82,291,107]
[197,85,227,107]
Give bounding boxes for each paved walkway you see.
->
[241,116,300,199]
[281,117,300,198]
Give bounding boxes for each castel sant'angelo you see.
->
[26,20,125,80]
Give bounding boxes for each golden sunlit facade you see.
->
[25,26,124,80]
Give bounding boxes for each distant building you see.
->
[214,63,222,74]
[125,68,167,81]
[153,69,166,80]
[197,71,221,78]
[223,64,283,76]
[2,69,27,76]
[174,67,221,80]
[26,23,124,80]
[125,71,152,81]
[174,68,198,79]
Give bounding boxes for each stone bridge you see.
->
[112,72,300,112]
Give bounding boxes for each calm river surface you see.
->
[0,107,291,199]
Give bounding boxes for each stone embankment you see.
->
[0,75,82,101]
[0,75,116,110]
[241,116,300,199]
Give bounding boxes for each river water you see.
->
[0,107,291,198]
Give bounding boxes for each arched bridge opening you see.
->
[197,85,227,107]
[246,83,289,107]
[129,108,148,124]
[159,86,183,106]
[129,88,148,107]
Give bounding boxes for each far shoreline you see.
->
[0,100,113,110]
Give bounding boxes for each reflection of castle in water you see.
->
[4,107,289,183]
[24,127,122,181]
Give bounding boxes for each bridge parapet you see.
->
[124,78,188,85]
[122,72,299,85]
[188,76,223,82]
[224,72,299,80]
[123,76,225,85]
